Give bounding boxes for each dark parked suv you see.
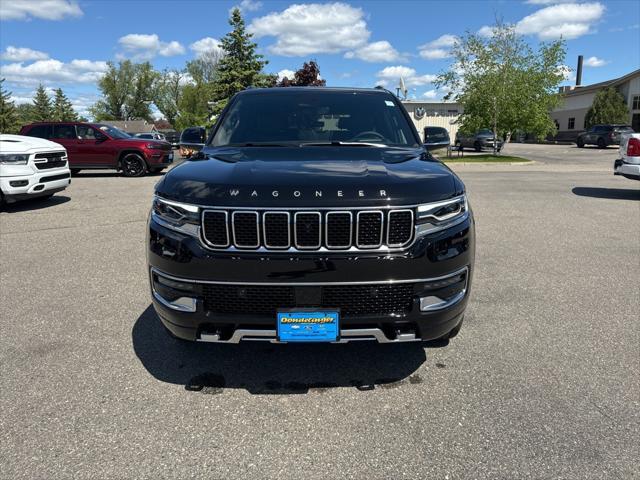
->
[577,124,634,148]
[20,122,173,176]
[148,87,475,345]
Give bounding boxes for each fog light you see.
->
[9,180,28,187]
[152,273,199,312]
[419,291,466,311]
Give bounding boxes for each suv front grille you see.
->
[202,208,414,251]
[202,283,415,317]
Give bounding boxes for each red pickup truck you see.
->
[19,122,173,176]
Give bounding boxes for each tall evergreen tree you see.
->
[32,84,52,122]
[0,78,19,133]
[210,8,275,114]
[584,87,629,129]
[52,88,78,122]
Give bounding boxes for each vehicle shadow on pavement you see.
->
[1,195,70,212]
[132,305,438,395]
[572,186,640,201]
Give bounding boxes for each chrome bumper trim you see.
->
[197,327,421,344]
[150,266,469,287]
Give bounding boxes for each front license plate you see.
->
[277,310,339,342]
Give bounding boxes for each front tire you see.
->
[474,141,482,152]
[121,153,147,177]
[577,138,584,148]
[597,137,606,149]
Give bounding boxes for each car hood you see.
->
[157,146,463,207]
[0,134,65,153]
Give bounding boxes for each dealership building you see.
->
[401,101,463,142]
[551,67,640,141]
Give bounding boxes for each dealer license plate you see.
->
[277,310,339,342]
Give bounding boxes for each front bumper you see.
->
[146,150,174,166]
[614,159,640,180]
[147,213,475,343]
[1,169,71,202]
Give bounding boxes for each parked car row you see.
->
[577,124,634,148]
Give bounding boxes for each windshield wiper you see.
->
[299,141,386,148]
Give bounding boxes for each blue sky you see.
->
[1,0,639,118]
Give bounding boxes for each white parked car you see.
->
[614,133,640,181]
[134,132,166,141]
[0,134,71,206]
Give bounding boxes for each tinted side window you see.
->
[52,125,77,139]
[77,125,97,139]
[25,125,51,139]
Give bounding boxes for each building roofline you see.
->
[562,68,640,96]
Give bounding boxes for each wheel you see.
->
[70,169,81,175]
[577,138,584,148]
[474,141,482,152]
[597,137,606,149]
[121,153,147,177]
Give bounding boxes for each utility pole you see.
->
[493,96,498,156]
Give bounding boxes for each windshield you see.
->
[95,124,131,139]
[181,128,206,144]
[477,129,493,136]
[211,91,419,148]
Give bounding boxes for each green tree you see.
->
[209,8,275,114]
[52,88,78,122]
[154,69,185,127]
[0,79,19,133]
[16,103,36,127]
[584,87,629,129]
[436,22,566,151]
[276,61,326,87]
[90,60,157,121]
[32,84,52,122]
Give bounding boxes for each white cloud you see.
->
[118,34,185,60]
[583,56,607,67]
[345,41,405,63]
[230,0,263,14]
[376,66,437,88]
[515,2,605,40]
[525,0,576,4]
[418,34,458,60]
[422,89,438,99]
[477,25,496,38]
[189,37,224,57]
[249,3,370,56]
[0,0,82,21]
[1,46,49,62]
[0,58,108,86]
[277,69,296,82]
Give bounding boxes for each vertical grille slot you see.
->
[202,211,229,247]
[294,212,321,249]
[387,210,414,247]
[356,211,383,248]
[325,212,352,249]
[232,211,259,248]
[263,212,290,249]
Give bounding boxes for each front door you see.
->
[76,125,114,167]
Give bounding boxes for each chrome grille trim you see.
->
[201,210,230,248]
[199,206,417,253]
[387,209,414,247]
[231,211,260,248]
[356,210,384,249]
[325,211,353,249]
[262,211,290,249]
[293,211,322,249]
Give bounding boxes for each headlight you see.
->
[151,196,200,237]
[415,194,469,236]
[0,154,29,165]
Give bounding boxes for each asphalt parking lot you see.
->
[1,145,638,479]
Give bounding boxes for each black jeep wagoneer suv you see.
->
[147,87,475,345]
